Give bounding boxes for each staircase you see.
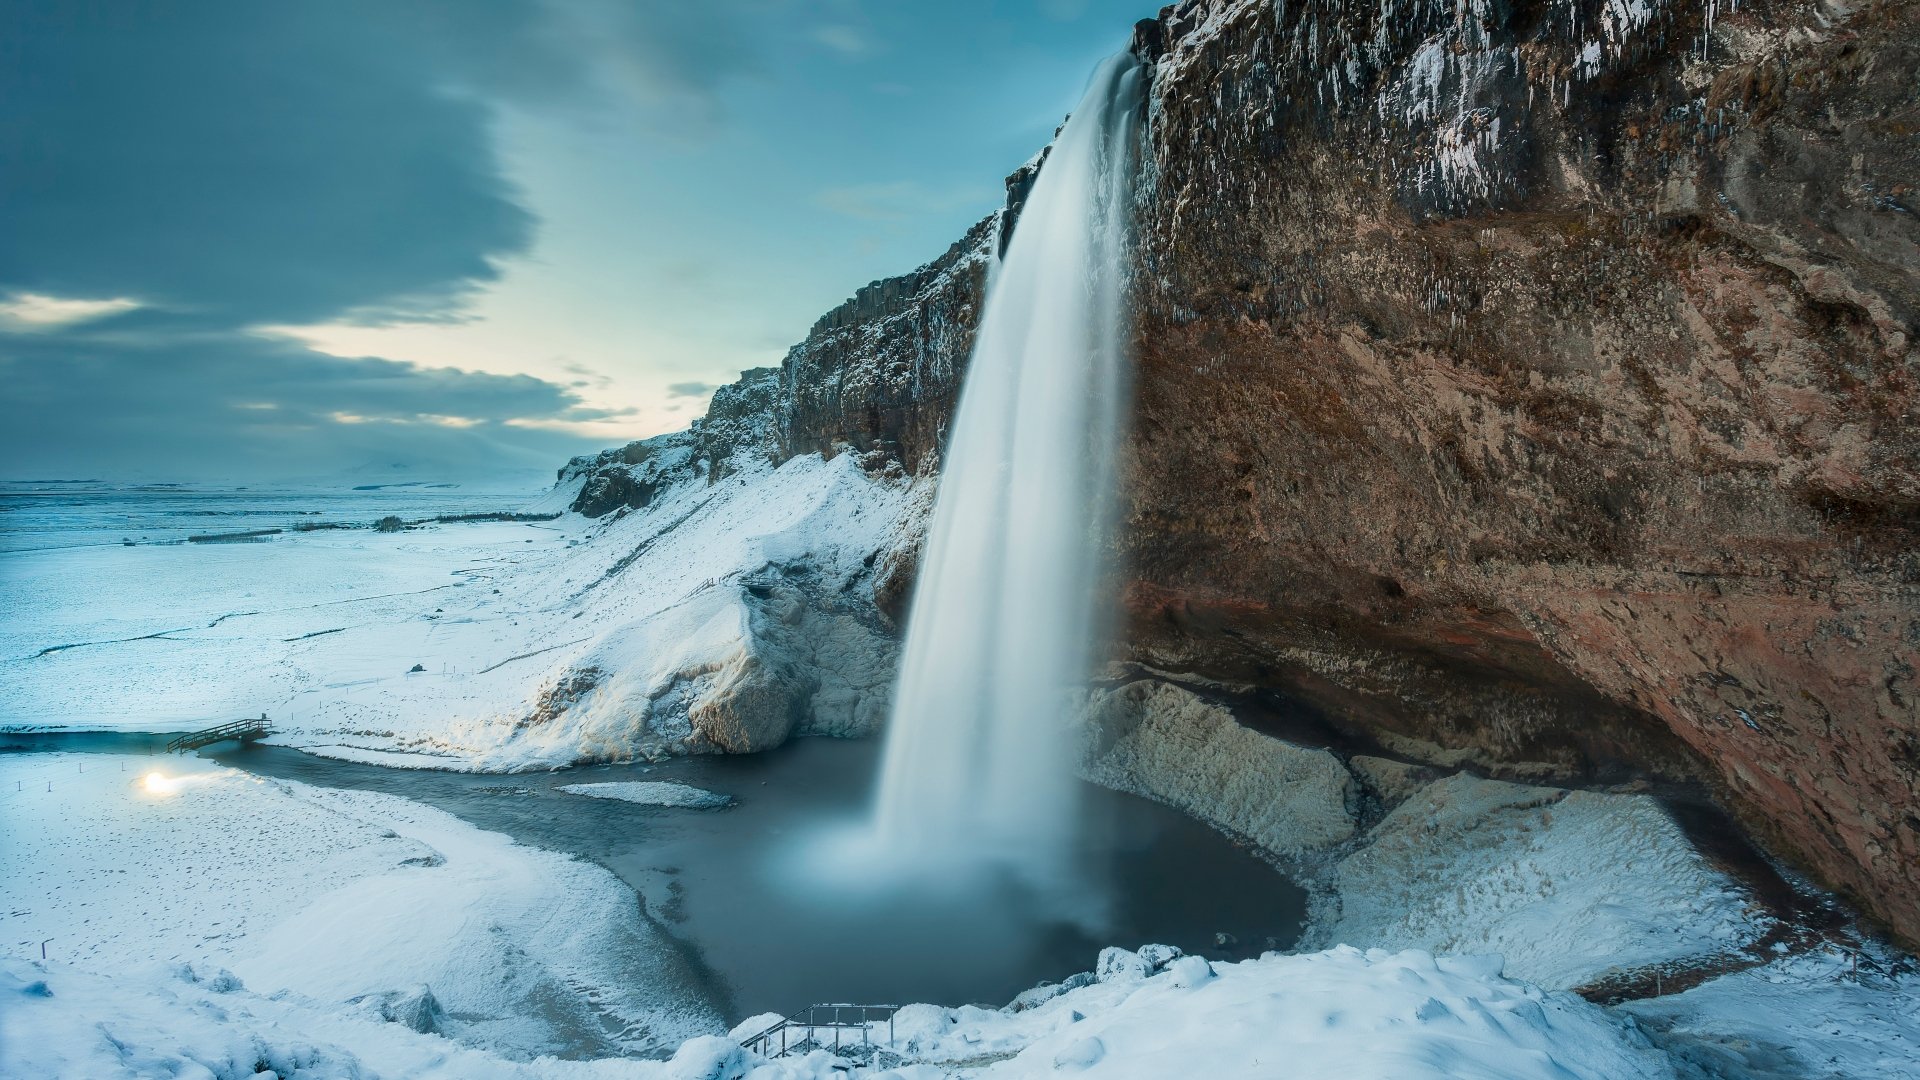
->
[738,1004,903,1061]
[165,715,272,754]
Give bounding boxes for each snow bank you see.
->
[0,753,719,1062]
[1305,773,1763,989]
[951,946,1676,1079]
[559,781,733,809]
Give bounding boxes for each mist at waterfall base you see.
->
[783,52,1152,941]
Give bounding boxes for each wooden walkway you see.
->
[165,715,272,754]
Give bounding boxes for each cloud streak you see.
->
[0,328,610,480]
[0,293,143,332]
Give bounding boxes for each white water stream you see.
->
[873,52,1144,877]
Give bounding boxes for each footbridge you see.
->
[164,715,273,754]
[739,1004,903,1061]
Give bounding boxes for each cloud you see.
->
[0,1,536,327]
[812,24,875,57]
[0,326,607,481]
[479,0,770,132]
[0,293,142,332]
[666,381,720,398]
[0,0,724,480]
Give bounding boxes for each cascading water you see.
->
[873,52,1144,876]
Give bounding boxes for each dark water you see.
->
[6,732,1306,1020]
[0,730,185,755]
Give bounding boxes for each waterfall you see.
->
[873,52,1144,876]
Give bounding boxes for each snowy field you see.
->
[0,752,719,1068]
[1,453,906,770]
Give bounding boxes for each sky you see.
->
[0,0,1152,486]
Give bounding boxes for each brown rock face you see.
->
[1121,0,1918,940]
[778,215,997,473]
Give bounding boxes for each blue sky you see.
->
[0,0,1150,485]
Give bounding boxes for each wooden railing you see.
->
[738,1003,903,1060]
[165,715,272,754]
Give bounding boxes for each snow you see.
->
[0,942,1683,1079]
[1304,774,1764,989]
[1,958,755,1080]
[558,781,733,809]
[1,451,908,771]
[947,946,1678,1079]
[1620,947,1920,1079]
[0,752,719,1063]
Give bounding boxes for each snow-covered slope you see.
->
[1305,773,1764,989]
[298,451,911,770]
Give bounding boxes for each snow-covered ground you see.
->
[0,752,719,1068]
[1304,774,1764,990]
[1,452,909,771]
[1622,946,1920,1078]
[1,943,1674,1079]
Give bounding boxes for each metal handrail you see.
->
[739,1003,903,1059]
[165,715,272,754]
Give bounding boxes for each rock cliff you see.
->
[562,0,1919,942]
[1120,0,1918,945]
